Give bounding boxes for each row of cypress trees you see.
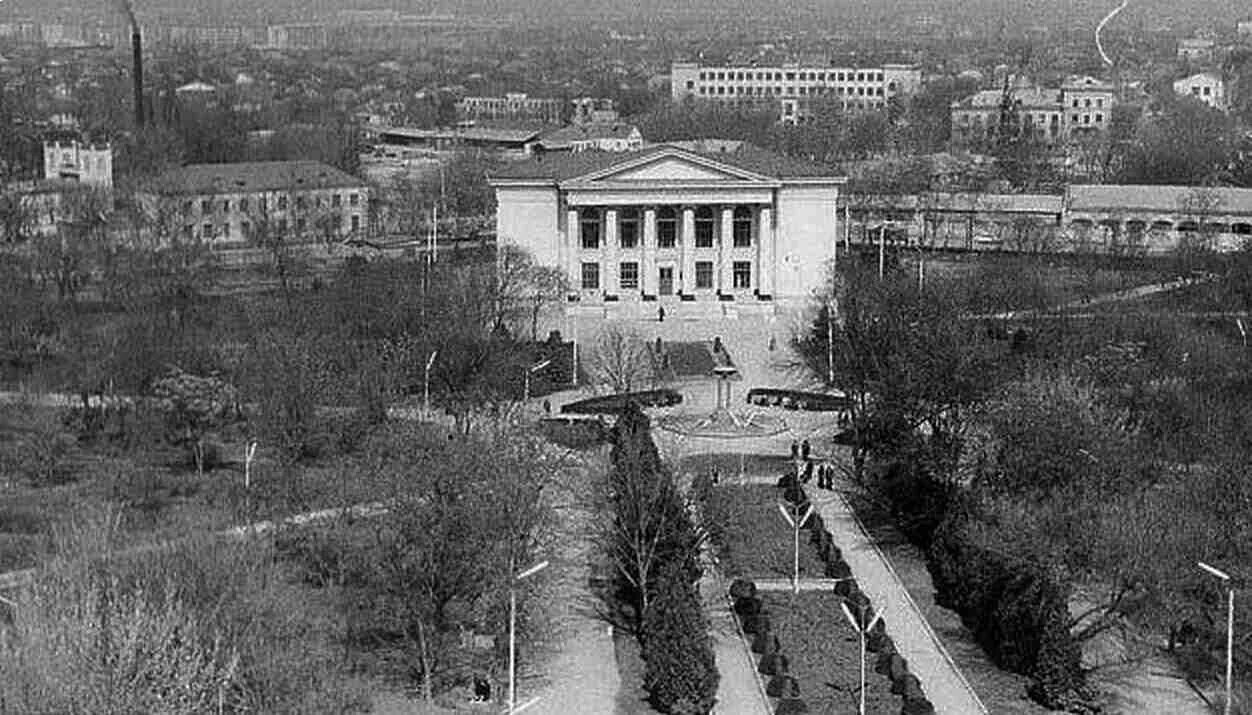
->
[608,405,719,714]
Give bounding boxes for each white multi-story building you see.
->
[140,160,370,244]
[670,61,923,124]
[950,76,1116,145]
[1174,72,1229,112]
[489,142,845,304]
[456,93,565,124]
[43,139,113,188]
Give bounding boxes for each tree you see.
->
[589,324,654,394]
[1118,99,1235,185]
[150,367,239,475]
[0,187,36,244]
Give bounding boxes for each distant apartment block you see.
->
[456,93,565,124]
[950,76,1116,145]
[1174,72,1228,111]
[140,161,369,244]
[43,139,113,189]
[670,61,923,124]
[265,24,329,51]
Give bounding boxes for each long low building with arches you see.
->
[846,184,1252,255]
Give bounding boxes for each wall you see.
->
[774,184,840,298]
[495,185,560,268]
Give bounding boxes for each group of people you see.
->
[791,439,836,490]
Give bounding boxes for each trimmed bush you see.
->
[766,674,801,698]
[752,630,780,655]
[758,652,790,676]
[891,673,922,697]
[729,578,757,600]
[561,389,683,415]
[734,596,762,618]
[741,613,772,635]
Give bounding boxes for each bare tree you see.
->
[589,324,654,394]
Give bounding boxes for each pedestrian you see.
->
[711,467,720,485]
[802,459,814,483]
[542,398,551,414]
[768,335,776,351]
[821,463,832,489]
[801,439,811,461]
[790,441,799,461]
[658,305,666,322]
[472,675,491,703]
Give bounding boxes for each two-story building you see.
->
[42,138,113,188]
[489,142,846,304]
[950,76,1116,145]
[141,160,370,244]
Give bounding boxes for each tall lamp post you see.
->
[523,359,552,403]
[777,501,815,595]
[423,350,438,417]
[840,601,885,715]
[1199,561,1237,715]
[509,558,549,714]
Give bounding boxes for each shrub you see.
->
[766,674,801,698]
[741,613,771,635]
[1,402,74,486]
[774,699,809,714]
[752,630,780,655]
[729,578,757,600]
[561,389,683,415]
[758,652,790,676]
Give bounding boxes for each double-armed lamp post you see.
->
[1198,561,1237,715]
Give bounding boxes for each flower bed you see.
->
[759,590,898,714]
[706,484,826,580]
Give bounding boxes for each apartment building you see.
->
[43,138,113,188]
[950,76,1116,145]
[670,61,923,124]
[140,161,369,244]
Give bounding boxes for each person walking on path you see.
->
[658,305,666,322]
[800,439,811,461]
[790,441,799,461]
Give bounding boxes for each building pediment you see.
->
[564,147,775,185]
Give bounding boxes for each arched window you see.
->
[580,208,600,249]
[694,206,715,247]
[619,208,639,248]
[733,206,753,247]
[657,207,677,248]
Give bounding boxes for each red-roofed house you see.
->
[489,144,846,304]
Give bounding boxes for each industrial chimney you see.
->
[132,26,144,128]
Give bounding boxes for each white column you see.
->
[567,209,580,292]
[720,206,734,294]
[681,207,696,295]
[604,208,619,296]
[642,207,656,296]
[758,206,774,297]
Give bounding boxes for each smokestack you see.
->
[132,27,144,128]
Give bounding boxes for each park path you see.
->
[700,536,772,715]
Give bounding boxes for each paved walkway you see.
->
[811,489,989,715]
[701,550,772,715]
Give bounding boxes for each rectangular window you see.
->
[183,224,193,238]
[221,223,230,239]
[695,220,714,247]
[580,213,600,249]
[202,223,213,238]
[332,193,342,207]
[278,196,288,210]
[260,197,268,212]
[350,193,360,206]
[619,262,639,290]
[733,262,751,289]
[695,261,714,289]
[581,262,600,290]
[296,196,307,210]
[351,215,360,231]
[658,217,676,248]
[241,221,250,236]
[278,219,288,233]
[222,199,230,212]
[201,200,211,213]
[297,217,306,232]
[239,197,249,212]
[620,219,638,248]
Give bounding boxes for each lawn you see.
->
[760,591,899,714]
[707,484,827,580]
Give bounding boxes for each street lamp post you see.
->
[509,558,549,713]
[1199,561,1236,715]
[523,359,553,403]
[778,501,815,595]
[840,601,885,715]
[423,350,438,417]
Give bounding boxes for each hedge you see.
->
[928,509,1094,711]
[561,389,683,415]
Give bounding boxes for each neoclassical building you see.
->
[489,142,846,303]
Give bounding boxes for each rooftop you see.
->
[149,161,367,196]
[1067,185,1252,215]
[537,123,640,146]
[490,143,841,183]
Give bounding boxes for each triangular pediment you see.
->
[568,147,773,184]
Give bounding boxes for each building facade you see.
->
[1174,72,1229,111]
[456,93,565,124]
[43,139,113,188]
[670,61,922,124]
[140,160,370,244]
[950,76,1116,145]
[489,144,845,303]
